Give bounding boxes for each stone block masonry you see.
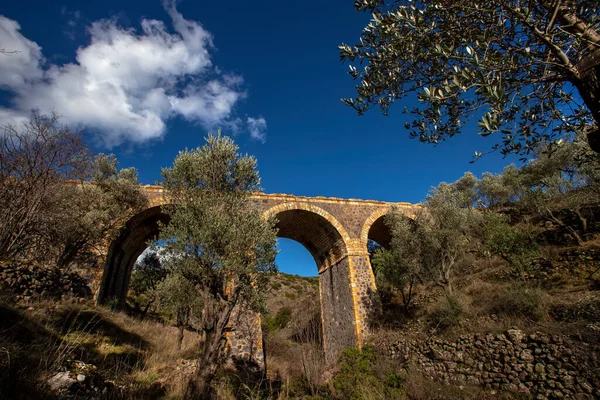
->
[374,329,600,399]
[98,186,421,365]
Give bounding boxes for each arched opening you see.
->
[97,206,169,305]
[273,209,347,270]
[264,205,356,364]
[367,215,392,250]
[263,238,320,381]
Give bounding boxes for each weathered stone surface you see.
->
[0,264,92,301]
[373,329,600,399]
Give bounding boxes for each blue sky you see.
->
[1,0,517,276]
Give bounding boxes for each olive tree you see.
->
[376,183,480,302]
[130,251,168,318]
[421,184,481,296]
[156,272,203,350]
[340,0,600,156]
[157,133,278,399]
[371,210,428,310]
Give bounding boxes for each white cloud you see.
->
[247,116,267,142]
[0,18,44,88]
[0,4,266,146]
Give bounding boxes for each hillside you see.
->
[1,239,600,399]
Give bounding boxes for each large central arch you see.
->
[263,203,358,359]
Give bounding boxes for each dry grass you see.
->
[0,297,202,399]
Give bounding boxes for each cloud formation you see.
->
[0,3,265,146]
[246,117,267,142]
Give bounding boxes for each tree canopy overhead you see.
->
[340,0,600,157]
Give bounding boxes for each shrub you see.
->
[263,307,293,332]
[430,296,463,331]
[481,212,539,269]
[332,346,406,400]
[285,292,297,300]
[273,307,292,329]
[489,284,546,321]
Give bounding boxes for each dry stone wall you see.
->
[0,264,92,301]
[374,329,600,399]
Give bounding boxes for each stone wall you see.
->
[373,329,600,399]
[0,263,92,301]
[227,308,265,371]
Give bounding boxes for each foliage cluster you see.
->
[332,345,406,400]
[155,133,278,398]
[374,137,600,315]
[430,295,464,331]
[0,111,147,269]
[341,0,600,157]
[263,306,293,332]
[487,284,547,321]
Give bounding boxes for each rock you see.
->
[48,371,75,392]
[77,374,86,382]
[521,349,535,362]
[535,363,546,374]
[575,394,594,400]
[506,329,525,344]
[579,381,593,394]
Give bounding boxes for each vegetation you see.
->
[156,133,278,399]
[332,346,405,400]
[340,0,600,156]
[129,251,168,319]
[156,273,204,350]
[0,111,147,269]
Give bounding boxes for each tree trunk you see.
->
[574,50,600,154]
[140,297,155,321]
[443,282,453,298]
[184,328,225,400]
[402,279,415,311]
[177,324,185,351]
[574,209,588,235]
[546,207,585,246]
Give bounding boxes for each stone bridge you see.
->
[97,185,419,362]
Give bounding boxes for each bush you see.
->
[430,296,463,331]
[481,212,539,269]
[263,307,293,332]
[489,284,546,321]
[332,346,406,400]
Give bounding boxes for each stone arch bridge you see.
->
[97,185,419,362]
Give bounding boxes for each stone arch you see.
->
[96,206,169,305]
[360,207,393,249]
[264,203,359,360]
[263,202,351,272]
